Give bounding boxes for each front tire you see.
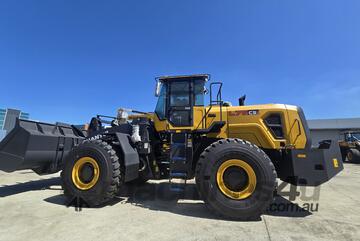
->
[61,140,121,207]
[347,149,360,163]
[195,138,277,220]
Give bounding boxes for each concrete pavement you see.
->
[0,163,359,241]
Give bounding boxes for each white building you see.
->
[308,118,360,144]
[0,108,30,141]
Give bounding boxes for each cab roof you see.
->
[157,74,210,82]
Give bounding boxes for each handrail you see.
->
[195,82,223,131]
[288,118,302,147]
[210,82,223,121]
[194,105,213,130]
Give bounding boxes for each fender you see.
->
[115,133,139,182]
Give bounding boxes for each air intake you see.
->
[264,114,284,139]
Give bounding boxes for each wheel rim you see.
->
[71,157,100,190]
[216,159,257,200]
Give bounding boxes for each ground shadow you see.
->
[44,181,311,220]
[0,177,61,197]
[119,182,311,220]
[44,194,125,209]
[1,176,312,220]
[265,195,312,218]
[119,182,224,220]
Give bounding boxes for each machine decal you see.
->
[229,110,259,116]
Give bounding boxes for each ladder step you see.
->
[171,156,186,161]
[170,172,187,178]
[171,143,186,146]
[170,187,185,192]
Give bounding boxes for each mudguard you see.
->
[115,133,139,182]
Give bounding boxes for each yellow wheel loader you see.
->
[339,132,360,163]
[0,74,343,220]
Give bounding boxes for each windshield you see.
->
[154,79,205,120]
[352,133,360,141]
[169,81,190,107]
[346,133,360,142]
[155,83,167,120]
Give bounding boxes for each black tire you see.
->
[347,149,360,163]
[195,138,277,220]
[61,140,121,207]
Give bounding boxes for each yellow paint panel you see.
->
[285,105,307,149]
[151,103,308,150]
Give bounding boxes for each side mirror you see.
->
[155,80,162,97]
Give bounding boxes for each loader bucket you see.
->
[0,119,85,175]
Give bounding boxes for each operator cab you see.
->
[155,74,209,127]
[345,132,360,142]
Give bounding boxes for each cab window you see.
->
[194,79,205,106]
[155,83,167,120]
[170,82,190,107]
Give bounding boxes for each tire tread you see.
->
[195,138,277,220]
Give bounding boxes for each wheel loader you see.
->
[0,74,343,219]
[339,131,360,163]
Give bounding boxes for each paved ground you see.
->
[0,163,359,241]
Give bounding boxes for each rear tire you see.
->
[195,138,277,220]
[347,149,360,163]
[61,140,121,207]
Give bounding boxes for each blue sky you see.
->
[0,0,359,124]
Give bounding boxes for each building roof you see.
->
[308,118,360,130]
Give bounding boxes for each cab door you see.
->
[167,81,193,127]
